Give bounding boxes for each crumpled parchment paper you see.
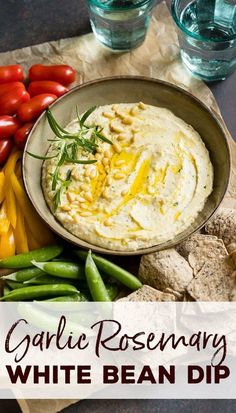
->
[1,1,235,412]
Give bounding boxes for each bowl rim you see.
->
[22,75,231,256]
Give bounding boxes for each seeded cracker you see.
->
[205,208,236,248]
[138,249,193,294]
[118,285,176,302]
[227,243,236,253]
[187,257,235,301]
[189,238,227,275]
[177,233,218,259]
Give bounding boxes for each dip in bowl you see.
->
[23,77,230,255]
[42,103,213,251]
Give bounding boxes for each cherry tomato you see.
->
[28,80,68,97]
[29,64,75,85]
[0,116,21,140]
[17,94,57,122]
[14,122,33,149]
[0,139,13,165]
[0,65,24,84]
[0,89,30,116]
[0,81,25,97]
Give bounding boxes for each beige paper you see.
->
[17,399,78,413]
[0,1,234,412]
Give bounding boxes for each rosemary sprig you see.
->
[27,105,112,211]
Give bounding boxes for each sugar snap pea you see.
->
[17,303,92,336]
[76,250,142,291]
[2,267,45,282]
[0,284,78,301]
[32,261,85,279]
[85,250,111,302]
[42,293,88,302]
[6,280,26,290]
[0,245,63,269]
[3,285,10,296]
[23,274,76,286]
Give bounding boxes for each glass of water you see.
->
[171,0,236,81]
[87,0,154,51]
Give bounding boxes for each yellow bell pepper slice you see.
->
[0,201,10,235]
[5,150,22,178]
[11,173,54,245]
[3,151,22,229]
[15,206,29,254]
[5,186,17,229]
[0,227,15,259]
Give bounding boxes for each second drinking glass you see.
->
[87,0,154,51]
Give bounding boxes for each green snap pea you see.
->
[32,261,85,279]
[3,285,11,296]
[17,303,92,336]
[0,245,63,269]
[85,250,111,302]
[0,284,78,301]
[76,250,142,291]
[23,274,76,286]
[106,284,119,301]
[6,280,26,290]
[42,293,88,302]
[2,267,45,282]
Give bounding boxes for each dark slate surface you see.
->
[0,0,90,52]
[62,399,236,413]
[0,1,235,412]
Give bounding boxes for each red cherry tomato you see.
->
[17,94,57,122]
[28,80,68,97]
[0,139,13,165]
[29,64,76,85]
[0,89,30,116]
[0,81,25,97]
[0,116,21,140]
[0,65,24,84]
[14,122,33,149]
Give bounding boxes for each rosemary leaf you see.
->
[79,106,97,128]
[64,169,72,183]
[46,110,68,135]
[53,169,73,211]
[46,113,64,139]
[53,187,62,212]
[95,131,112,145]
[71,142,78,160]
[26,151,58,160]
[47,139,60,142]
[52,167,59,191]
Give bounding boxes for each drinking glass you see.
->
[87,0,154,51]
[171,0,236,81]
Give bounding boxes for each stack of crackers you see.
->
[122,208,236,302]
